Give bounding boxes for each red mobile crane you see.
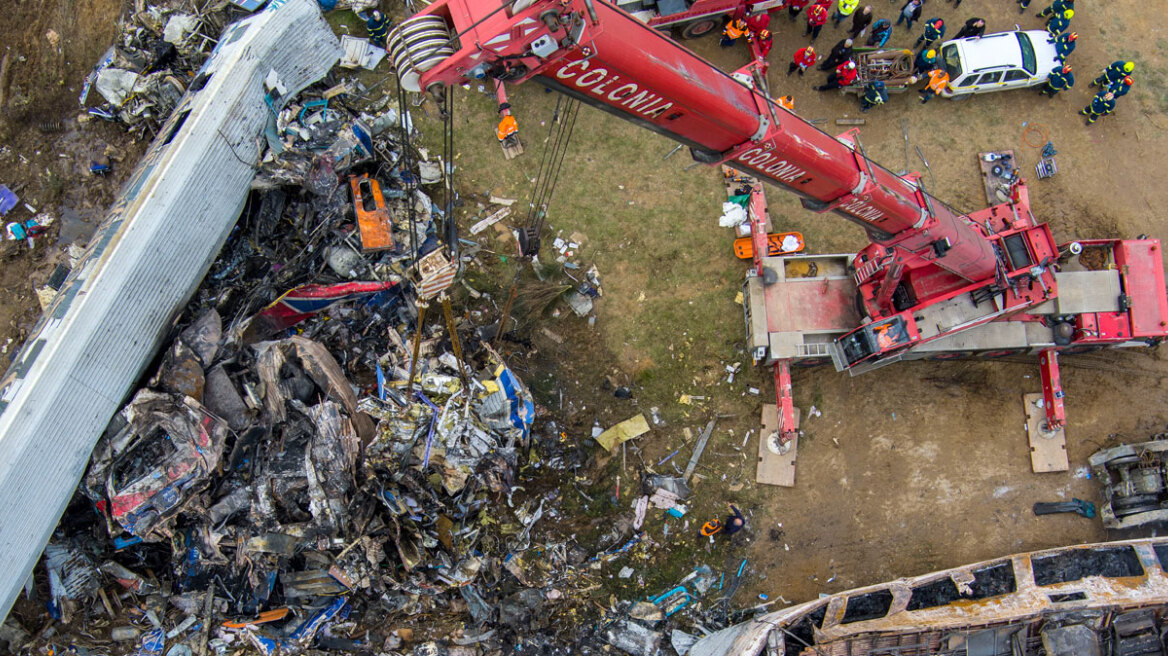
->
[387,0,1168,446]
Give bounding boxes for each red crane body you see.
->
[389,0,1168,436]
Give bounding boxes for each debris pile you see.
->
[81,1,268,129]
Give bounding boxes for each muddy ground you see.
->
[2,0,1168,634]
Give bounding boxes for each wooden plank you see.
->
[757,404,799,487]
[977,150,1016,207]
[1023,392,1068,473]
[502,137,524,160]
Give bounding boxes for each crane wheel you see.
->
[679,18,718,39]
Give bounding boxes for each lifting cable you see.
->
[396,81,420,262]
[441,91,458,259]
[494,95,580,346]
[519,94,580,256]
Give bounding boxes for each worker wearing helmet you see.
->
[805,3,829,41]
[747,28,775,58]
[1092,60,1134,88]
[1038,0,1073,19]
[1046,9,1073,37]
[1053,32,1077,63]
[814,60,858,91]
[913,48,938,75]
[860,79,888,112]
[832,0,861,27]
[918,67,950,104]
[915,18,945,49]
[1109,75,1134,99]
[721,18,748,47]
[1039,66,1075,96]
[364,10,390,47]
[496,114,518,143]
[788,45,818,76]
[1080,90,1116,125]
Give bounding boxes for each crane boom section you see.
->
[390,0,998,286]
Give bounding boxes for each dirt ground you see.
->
[3,0,1168,633]
[0,0,137,360]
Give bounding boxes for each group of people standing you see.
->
[720,0,1135,124]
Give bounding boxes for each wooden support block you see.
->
[501,137,524,160]
[757,404,798,487]
[1023,392,1068,473]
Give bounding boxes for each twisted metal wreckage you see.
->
[4,1,1168,655]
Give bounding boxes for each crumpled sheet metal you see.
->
[254,336,374,441]
[84,389,228,541]
[304,401,360,532]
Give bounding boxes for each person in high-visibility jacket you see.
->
[860,79,888,112]
[747,28,775,58]
[814,60,857,90]
[1046,9,1073,37]
[915,18,945,49]
[721,18,748,47]
[364,10,390,47]
[913,48,938,75]
[1080,90,1116,125]
[1053,32,1077,62]
[1038,0,1073,20]
[778,95,795,111]
[918,68,950,103]
[805,4,828,41]
[1092,60,1134,88]
[1039,65,1074,96]
[496,114,518,142]
[832,0,860,27]
[1109,75,1134,99]
[788,45,817,76]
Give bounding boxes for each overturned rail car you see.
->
[692,538,1168,656]
[0,0,341,620]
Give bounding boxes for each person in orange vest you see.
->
[721,18,748,47]
[805,3,828,41]
[778,95,795,111]
[918,67,950,103]
[496,103,518,144]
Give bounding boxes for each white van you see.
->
[939,30,1061,99]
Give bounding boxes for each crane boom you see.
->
[389,0,1002,312]
[391,0,1168,440]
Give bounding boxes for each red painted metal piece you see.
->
[403,0,1005,324]
[1039,349,1065,431]
[774,359,798,444]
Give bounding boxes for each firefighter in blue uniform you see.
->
[365,10,390,47]
[1080,90,1115,125]
[1040,66,1074,96]
[860,80,887,112]
[1092,60,1134,87]
[1053,32,1076,62]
